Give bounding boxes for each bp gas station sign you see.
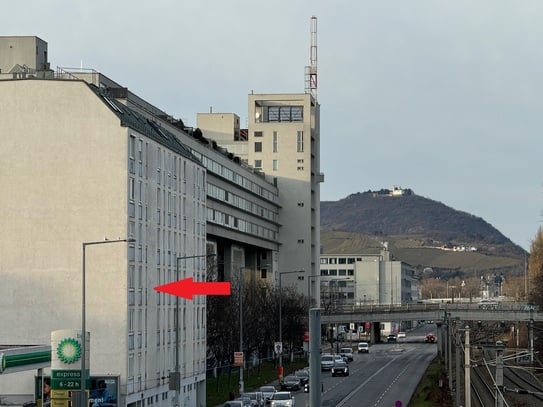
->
[51,330,90,392]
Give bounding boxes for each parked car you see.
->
[320,354,334,371]
[240,392,263,407]
[331,360,349,377]
[387,334,397,343]
[280,375,301,391]
[235,396,253,407]
[425,333,436,343]
[358,342,369,353]
[270,391,295,407]
[294,369,309,385]
[258,385,276,404]
[340,347,354,362]
[223,401,244,407]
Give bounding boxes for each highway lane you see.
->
[295,329,437,407]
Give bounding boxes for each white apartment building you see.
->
[0,36,281,407]
[319,249,418,307]
[0,76,208,406]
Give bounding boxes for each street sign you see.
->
[51,370,82,390]
[274,342,283,355]
[234,352,244,367]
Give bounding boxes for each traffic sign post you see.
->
[234,352,244,367]
[274,342,283,355]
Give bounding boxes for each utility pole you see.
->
[496,344,504,407]
[529,319,534,364]
[456,326,461,407]
[464,326,471,407]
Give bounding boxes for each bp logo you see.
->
[56,337,81,364]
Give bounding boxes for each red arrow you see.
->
[154,277,231,300]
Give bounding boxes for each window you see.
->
[291,106,303,121]
[261,269,267,279]
[272,159,278,171]
[297,131,304,152]
[268,106,280,122]
[254,131,263,137]
[266,106,303,122]
[254,142,262,152]
[254,160,262,169]
[297,166,304,171]
[272,131,278,152]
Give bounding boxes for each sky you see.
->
[4,1,543,251]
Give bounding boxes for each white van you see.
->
[358,342,369,353]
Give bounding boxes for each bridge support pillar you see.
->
[371,322,380,343]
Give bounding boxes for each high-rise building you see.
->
[198,94,323,305]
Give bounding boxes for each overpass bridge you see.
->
[320,302,542,345]
[320,302,542,325]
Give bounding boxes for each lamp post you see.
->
[278,270,303,376]
[81,238,134,407]
[173,253,216,407]
[239,266,244,394]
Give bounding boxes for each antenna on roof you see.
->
[305,15,318,101]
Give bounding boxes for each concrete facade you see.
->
[197,95,322,303]
[0,36,49,73]
[0,78,208,406]
[320,249,418,308]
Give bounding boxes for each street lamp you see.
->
[239,266,245,394]
[81,238,135,407]
[278,270,303,377]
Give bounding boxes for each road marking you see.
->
[335,350,410,407]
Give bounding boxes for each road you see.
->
[294,329,438,407]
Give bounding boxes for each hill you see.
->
[320,189,526,278]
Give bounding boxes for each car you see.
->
[320,354,334,371]
[397,332,406,338]
[358,342,369,353]
[331,360,349,377]
[240,392,263,407]
[258,385,276,404]
[294,369,309,385]
[270,391,295,407]
[387,334,397,343]
[223,401,244,407]
[235,396,253,407]
[425,333,436,343]
[280,375,301,391]
[340,347,354,362]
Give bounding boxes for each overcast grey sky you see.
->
[5,1,542,250]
